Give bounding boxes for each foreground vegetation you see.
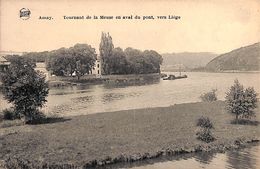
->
[0,101,259,168]
[196,116,215,143]
[0,58,49,123]
[226,79,258,122]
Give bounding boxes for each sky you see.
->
[0,0,259,54]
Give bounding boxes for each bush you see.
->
[1,58,49,123]
[2,108,21,120]
[200,89,217,102]
[196,128,215,143]
[226,79,258,122]
[196,116,214,129]
[196,116,215,143]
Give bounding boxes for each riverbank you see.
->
[48,73,160,87]
[0,101,259,168]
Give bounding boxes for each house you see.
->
[0,51,24,72]
[35,62,50,81]
[92,57,102,77]
[0,55,10,72]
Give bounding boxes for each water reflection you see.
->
[72,96,94,103]
[194,151,215,165]
[49,84,95,96]
[103,79,160,89]
[226,146,257,169]
[115,144,260,169]
[102,93,126,103]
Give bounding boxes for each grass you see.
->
[0,101,259,168]
[0,119,25,128]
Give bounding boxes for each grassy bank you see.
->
[0,101,259,168]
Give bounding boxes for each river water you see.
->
[0,72,260,116]
[119,144,260,169]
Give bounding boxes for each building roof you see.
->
[0,55,8,62]
[36,62,46,68]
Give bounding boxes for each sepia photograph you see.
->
[0,0,259,168]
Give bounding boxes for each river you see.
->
[0,72,259,116]
[119,144,260,169]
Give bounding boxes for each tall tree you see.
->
[99,32,114,74]
[110,47,128,74]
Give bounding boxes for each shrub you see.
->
[2,108,21,120]
[196,128,215,143]
[225,79,258,122]
[196,116,214,129]
[1,58,49,123]
[200,89,217,102]
[196,116,215,143]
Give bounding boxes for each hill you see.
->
[161,52,217,71]
[206,43,260,71]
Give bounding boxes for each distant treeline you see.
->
[5,52,49,63]
[4,33,163,78]
[106,47,163,74]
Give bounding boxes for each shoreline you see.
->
[3,138,259,169]
[1,101,259,168]
[47,73,160,87]
[162,70,260,74]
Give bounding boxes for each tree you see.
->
[5,55,36,67]
[143,50,163,73]
[46,47,74,76]
[71,44,97,79]
[22,51,50,62]
[99,32,114,75]
[124,47,143,74]
[1,57,49,122]
[109,47,129,74]
[124,48,163,74]
[46,44,97,78]
[225,79,258,122]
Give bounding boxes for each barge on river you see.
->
[163,74,188,80]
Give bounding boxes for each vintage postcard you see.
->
[0,0,260,168]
